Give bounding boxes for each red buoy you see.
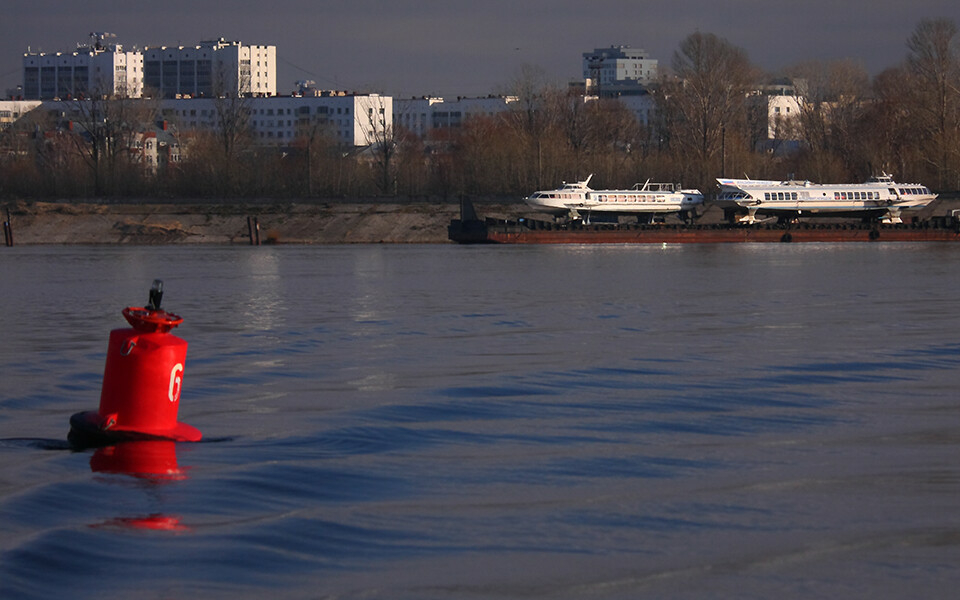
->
[70,281,202,446]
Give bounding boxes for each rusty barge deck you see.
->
[448,216,960,244]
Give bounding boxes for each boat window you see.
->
[889,188,897,195]
[791,192,797,200]
[765,192,771,201]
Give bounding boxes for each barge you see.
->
[448,201,960,244]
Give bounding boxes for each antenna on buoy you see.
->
[148,279,163,311]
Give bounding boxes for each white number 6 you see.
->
[168,363,183,402]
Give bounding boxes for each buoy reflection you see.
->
[89,440,190,532]
[90,440,187,481]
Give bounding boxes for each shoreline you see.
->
[0,199,530,245]
[3,196,958,245]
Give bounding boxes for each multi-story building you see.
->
[132,122,181,172]
[22,37,274,100]
[748,92,803,155]
[22,40,143,100]
[393,96,518,138]
[0,100,42,129]
[143,38,276,98]
[615,94,657,129]
[582,46,658,94]
[155,92,391,147]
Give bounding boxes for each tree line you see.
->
[1,19,958,201]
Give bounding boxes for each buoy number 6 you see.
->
[168,363,184,403]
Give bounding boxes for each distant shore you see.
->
[0,198,530,245]
[2,196,957,245]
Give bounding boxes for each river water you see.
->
[1,243,958,599]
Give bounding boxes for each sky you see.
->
[3,0,960,98]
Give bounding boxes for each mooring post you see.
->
[247,216,255,246]
[3,207,12,247]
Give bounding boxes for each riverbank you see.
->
[0,199,530,244]
[3,195,958,245]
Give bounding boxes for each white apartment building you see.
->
[582,46,658,89]
[155,93,391,146]
[34,93,390,148]
[393,96,519,138]
[748,93,802,154]
[22,43,143,99]
[143,38,276,98]
[0,100,42,128]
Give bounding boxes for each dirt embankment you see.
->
[0,199,530,245]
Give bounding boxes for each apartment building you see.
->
[30,92,390,150]
[22,37,275,100]
[155,92,391,146]
[22,42,143,99]
[582,46,658,91]
[143,39,276,98]
[393,96,518,138]
[0,100,42,128]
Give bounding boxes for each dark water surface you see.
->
[1,243,959,599]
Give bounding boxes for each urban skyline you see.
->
[3,1,960,98]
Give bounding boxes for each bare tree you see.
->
[655,32,760,190]
[358,95,400,195]
[207,65,254,195]
[502,64,559,190]
[905,18,960,188]
[65,78,157,196]
[786,59,870,180]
